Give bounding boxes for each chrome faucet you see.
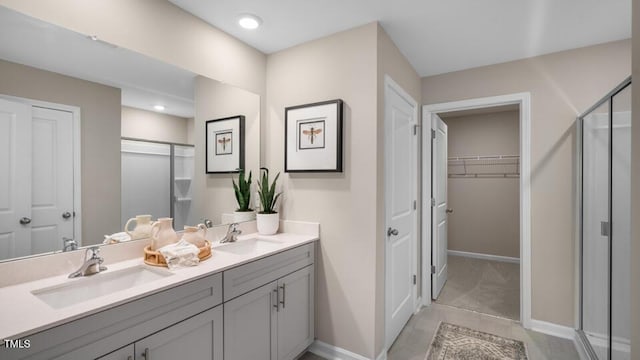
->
[202,218,214,228]
[220,223,242,243]
[68,246,107,278]
[62,237,78,252]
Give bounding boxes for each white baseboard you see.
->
[530,319,575,339]
[308,340,370,360]
[448,250,520,264]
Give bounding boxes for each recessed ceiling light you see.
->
[87,35,99,41]
[238,14,262,30]
[154,105,165,111]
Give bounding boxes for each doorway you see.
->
[434,105,521,320]
[422,93,532,328]
[0,95,81,259]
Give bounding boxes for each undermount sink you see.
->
[215,238,283,255]
[32,265,172,309]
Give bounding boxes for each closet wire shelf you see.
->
[448,155,520,178]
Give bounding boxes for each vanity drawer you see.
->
[223,243,314,301]
[3,272,222,360]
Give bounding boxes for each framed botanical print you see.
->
[205,115,245,173]
[285,99,343,172]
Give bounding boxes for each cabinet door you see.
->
[134,305,222,360]
[277,266,314,360]
[96,344,134,360]
[224,281,277,360]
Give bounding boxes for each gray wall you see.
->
[266,23,379,358]
[442,110,520,258]
[121,106,191,145]
[265,22,422,358]
[193,76,261,225]
[0,58,121,246]
[422,39,631,327]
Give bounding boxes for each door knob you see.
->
[19,217,32,225]
[387,227,399,236]
[446,208,454,214]
[62,212,72,219]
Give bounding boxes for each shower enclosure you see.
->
[578,77,631,360]
[121,138,195,232]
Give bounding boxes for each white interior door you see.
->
[385,78,417,348]
[0,98,31,260]
[431,115,448,299]
[30,106,75,254]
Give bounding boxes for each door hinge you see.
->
[413,200,417,210]
[413,275,417,285]
[431,198,435,207]
[431,129,436,139]
[413,124,419,135]
[431,265,436,274]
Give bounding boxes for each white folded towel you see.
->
[103,232,132,244]
[158,239,200,269]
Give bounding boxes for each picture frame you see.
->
[285,99,344,172]
[205,115,245,173]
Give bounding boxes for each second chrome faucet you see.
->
[220,223,242,243]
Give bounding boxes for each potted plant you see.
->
[232,169,255,222]
[256,167,281,235]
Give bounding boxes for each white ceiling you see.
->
[0,7,196,118]
[169,0,631,77]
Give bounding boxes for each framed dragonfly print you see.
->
[205,115,245,173]
[285,99,343,172]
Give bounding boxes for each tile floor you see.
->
[299,304,580,360]
[435,255,520,320]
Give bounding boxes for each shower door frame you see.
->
[577,76,632,360]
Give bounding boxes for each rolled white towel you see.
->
[158,239,200,269]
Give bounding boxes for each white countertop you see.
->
[0,231,318,340]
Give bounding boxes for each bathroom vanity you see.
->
[0,224,317,360]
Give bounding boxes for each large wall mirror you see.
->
[0,6,261,262]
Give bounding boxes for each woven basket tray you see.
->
[143,240,212,267]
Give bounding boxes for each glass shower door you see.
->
[581,101,610,360]
[611,84,631,360]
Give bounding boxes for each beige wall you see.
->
[0,58,121,246]
[631,0,639,357]
[442,111,520,258]
[266,23,379,358]
[375,24,422,355]
[193,76,261,225]
[0,0,266,96]
[422,39,631,327]
[265,22,420,358]
[121,106,191,144]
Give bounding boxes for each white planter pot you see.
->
[256,213,279,235]
[233,210,256,223]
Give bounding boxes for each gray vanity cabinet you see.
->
[224,281,278,360]
[134,305,223,360]
[96,305,223,360]
[96,344,134,360]
[4,242,315,360]
[223,263,314,360]
[276,266,314,360]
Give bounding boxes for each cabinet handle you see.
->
[280,284,286,309]
[272,288,279,312]
[142,348,150,359]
